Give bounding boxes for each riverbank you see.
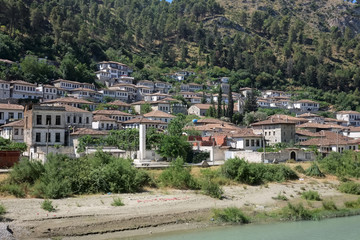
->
[1,175,359,240]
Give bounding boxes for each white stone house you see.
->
[226,129,264,151]
[63,105,93,130]
[292,99,319,112]
[122,117,167,129]
[188,104,212,117]
[180,84,189,92]
[97,61,133,78]
[0,103,24,125]
[92,110,134,122]
[188,83,202,92]
[0,79,10,99]
[143,93,171,102]
[137,80,154,92]
[98,88,129,102]
[111,83,137,101]
[257,99,270,108]
[135,86,152,101]
[38,84,58,100]
[69,88,103,102]
[343,127,360,139]
[143,110,175,123]
[0,119,24,142]
[92,115,118,130]
[106,100,131,112]
[52,79,81,90]
[336,111,360,127]
[41,97,97,111]
[10,80,42,99]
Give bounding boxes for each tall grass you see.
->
[212,207,250,224]
[338,182,360,195]
[301,190,322,201]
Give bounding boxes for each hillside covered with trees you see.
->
[1,0,360,110]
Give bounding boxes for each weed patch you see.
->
[41,199,56,212]
[301,190,321,201]
[212,207,250,224]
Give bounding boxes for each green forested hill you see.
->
[1,0,360,110]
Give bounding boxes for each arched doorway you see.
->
[290,151,296,161]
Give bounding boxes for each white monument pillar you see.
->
[139,124,146,162]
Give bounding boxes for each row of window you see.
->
[35,132,61,143]
[0,112,22,120]
[245,139,262,147]
[15,85,35,91]
[0,84,9,89]
[36,115,62,125]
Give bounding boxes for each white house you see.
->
[38,84,58,100]
[0,79,10,99]
[10,80,42,99]
[137,80,154,92]
[336,111,360,126]
[122,117,167,129]
[99,88,129,102]
[97,61,133,78]
[0,119,24,142]
[0,103,24,125]
[92,110,134,122]
[92,115,118,130]
[292,100,320,112]
[343,127,360,139]
[143,110,175,123]
[226,129,263,151]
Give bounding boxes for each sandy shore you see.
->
[0,177,353,240]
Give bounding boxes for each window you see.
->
[46,115,51,125]
[14,129,19,135]
[73,116,76,123]
[18,113,22,119]
[67,116,70,123]
[86,117,89,124]
[251,139,254,147]
[46,132,51,142]
[56,115,61,125]
[36,115,42,125]
[79,117,82,124]
[36,133,41,142]
[245,139,249,147]
[55,133,61,142]
[0,112,3,120]
[8,112,14,119]
[256,140,260,147]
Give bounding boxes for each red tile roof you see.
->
[70,128,108,136]
[300,131,359,146]
[0,119,24,128]
[0,103,24,111]
[93,110,132,116]
[43,97,93,105]
[93,115,116,122]
[143,110,175,118]
[107,100,131,107]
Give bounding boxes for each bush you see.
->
[320,151,360,178]
[272,192,288,201]
[338,182,360,195]
[201,180,223,199]
[0,184,26,198]
[301,190,321,201]
[158,157,198,189]
[212,207,250,224]
[305,163,325,177]
[41,199,56,212]
[322,200,338,210]
[10,159,44,184]
[281,203,312,221]
[0,204,6,215]
[111,197,125,206]
[294,165,305,174]
[221,158,298,185]
[344,198,360,208]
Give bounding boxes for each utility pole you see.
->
[262,125,266,163]
[46,124,49,156]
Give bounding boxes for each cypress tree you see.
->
[228,87,234,120]
[217,86,223,118]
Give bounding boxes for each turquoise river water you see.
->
[142,215,360,240]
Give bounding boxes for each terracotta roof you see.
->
[0,59,15,64]
[52,79,81,84]
[43,97,93,105]
[297,113,320,118]
[0,103,24,110]
[10,80,36,86]
[297,122,346,129]
[0,79,8,83]
[70,128,108,136]
[347,127,360,132]
[137,80,154,84]
[295,129,322,137]
[324,118,345,123]
[296,99,318,103]
[93,110,132,116]
[0,119,24,128]
[268,114,309,123]
[71,88,96,92]
[161,97,180,102]
[98,61,128,66]
[228,128,262,138]
[191,104,212,110]
[112,83,136,88]
[251,118,297,126]
[107,100,131,107]
[196,118,230,125]
[185,123,240,132]
[300,131,359,146]
[131,101,146,105]
[143,110,175,118]
[63,105,90,113]
[123,117,167,125]
[93,115,116,121]
[337,111,360,115]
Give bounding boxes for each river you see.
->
[144,215,360,240]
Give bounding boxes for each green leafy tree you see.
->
[157,135,192,161]
[140,103,152,114]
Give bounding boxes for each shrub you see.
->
[221,158,298,185]
[0,184,26,198]
[301,190,322,201]
[281,203,312,221]
[344,198,360,208]
[212,207,250,224]
[305,163,325,177]
[272,192,288,201]
[10,159,44,184]
[201,180,223,199]
[41,199,56,212]
[0,204,6,215]
[322,200,338,210]
[338,182,360,195]
[320,151,360,178]
[158,157,198,189]
[111,197,125,206]
[294,165,305,174]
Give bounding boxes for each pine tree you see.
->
[228,87,234,120]
[244,90,258,113]
[217,86,223,118]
